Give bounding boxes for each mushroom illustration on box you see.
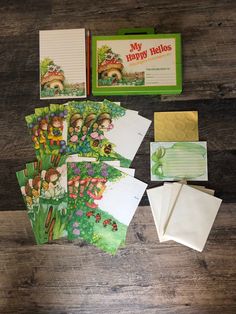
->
[92,28,182,95]
[97,46,124,84]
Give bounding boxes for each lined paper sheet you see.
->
[150,142,208,181]
[40,29,86,99]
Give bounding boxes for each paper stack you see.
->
[147,182,222,251]
[148,111,222,251]
[25,99,151,167]
[40,28,89,99]
[151,111,208,181]
[17,100,151,254]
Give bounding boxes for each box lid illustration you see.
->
[92,28,182,95]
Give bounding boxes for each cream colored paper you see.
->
[189,185,215,196]
[158,183,173,242]
[147,183,216,245]
[162,183,215,236]
[146,186,163,239]
[150,142,208,181]
[164,184,222,251]
[154,111,199,142]
[163,183,183,237]
[40,29,87,99]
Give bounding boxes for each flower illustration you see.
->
[75,210,83,216]
[73,228,80,235]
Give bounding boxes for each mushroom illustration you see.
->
[98,61,123,81]
[40,60,65,91]
[41,70,65,91]
[98,49,124,82]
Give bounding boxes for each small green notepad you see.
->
[92,28,182,95]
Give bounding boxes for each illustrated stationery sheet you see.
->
[16,166,40,214]
[150,142,208,181]
[92,33,182,95]
[38,154,93,243]
[25,160,67,244]
[66,162,147,254]
[66,100,126,155]
[66,100,101,154]
[154,111,199,142]
[25,104,68,159]
[24,100,150,166]
[73,100,151,167]
[19,155,68,245]
[40,29,87,99]
[16,163,43,243]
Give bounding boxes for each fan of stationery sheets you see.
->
[148,111,222,252]
[17,100,151,254]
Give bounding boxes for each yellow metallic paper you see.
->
[154,111,199,142]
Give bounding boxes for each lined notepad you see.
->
[150,142,208,181]
[40,29,87,99]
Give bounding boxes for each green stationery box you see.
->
[92,28,182,96]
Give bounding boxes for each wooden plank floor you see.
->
[0,205,235,314]
[0,0,236,313]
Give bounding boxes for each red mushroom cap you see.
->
[41,72,65,85]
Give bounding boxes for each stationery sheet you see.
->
[66,162,147,254]
[67,100,151,167]
[40,29,86,99]
[150,142,208,181]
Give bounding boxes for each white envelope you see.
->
[164,184,222,251]
[158,183,173,242]
[147,186,163,239]
[147,183,216,246]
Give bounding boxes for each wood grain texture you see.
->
[0,205,235,314]
[0,1,236,313]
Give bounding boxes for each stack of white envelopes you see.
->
[147,182,222,251]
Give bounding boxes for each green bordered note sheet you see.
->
[92,32,182,95]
